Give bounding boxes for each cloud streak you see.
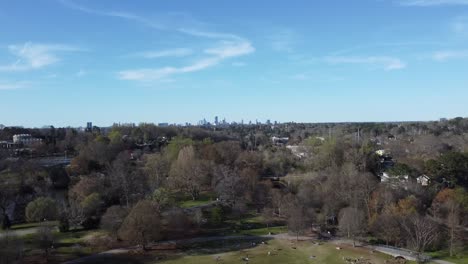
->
[432,50,468,61]
[0,81,30,90]
[324,56,406,71]
[59,0,165,29]
[0,42,80,72]
[61,0,255,83]
[119,41,254,82]
[130,48,193,59]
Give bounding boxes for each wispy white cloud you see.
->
[204,41,255,58]
[61,0,255,82]
[432,50,468,61]
[0,81,30,90]
[178,28,243,41]
[119,41,254,82]
[399,0,468,6]
[0,42,80,72]
[268,28,296,52]
[59,0,165,29]
[130,48,193,59]
[324,56,406,71]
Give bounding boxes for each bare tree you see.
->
[192,208,204,228]
[338,207,366,247]
[109,153,146,207]
[213,165,244,204]
[372,211,402,246]
[100,205,129,240]
[287,205,308,240]
[169,146,210,200]
[118,200,161,250]
[430,188,468,257]
[144,153,170,190]
[401,214,439,263]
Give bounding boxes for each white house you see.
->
[380,172,409,185]
[416,175,430,186]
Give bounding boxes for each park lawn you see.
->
[11,221,58,230]
[427,249,468,264]
[177,192,216,208]
[153,239,394,264]
[229,226,288,236]
[17,226,104,262]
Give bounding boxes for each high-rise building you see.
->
[85,122,93,132]
[215,116,219,125]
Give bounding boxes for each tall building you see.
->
[215,116,219,125]
[85,122,93,132]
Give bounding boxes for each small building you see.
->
[375,149,386,156]
[380,172,409,185]
[0,141,20,149]
[417,175,430,186]
[272,136,289,145]
[12,134,42,146]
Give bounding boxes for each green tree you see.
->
[210,206,224,227]
[25,197,58,222]
[151,188,174,211]
[166,136,194,161]
[80,193,102,217]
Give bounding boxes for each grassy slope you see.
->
[177,192,216,208]
[428,250,468,264]
[155,239,394,264]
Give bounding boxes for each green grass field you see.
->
[427,249,468,264]
[153,239,394,264]
[177,192,216,208]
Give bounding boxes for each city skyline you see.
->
[1,0,468,127]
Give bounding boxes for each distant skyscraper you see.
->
[215,116,219,125]
[86,122,92,132]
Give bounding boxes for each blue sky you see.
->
[1,0,468,127]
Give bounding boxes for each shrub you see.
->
[25,197,58,222]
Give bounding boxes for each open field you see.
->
[149,239,396,264]
[177,192,217,208]
[428,250,468,264]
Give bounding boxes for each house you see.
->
[375,149,386,156]
[286,145,307,158]
[271,136,289,145]
[380,172,409,185]
[416,175,430,186]
[12,134,42,146]
[0,141,20,149]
